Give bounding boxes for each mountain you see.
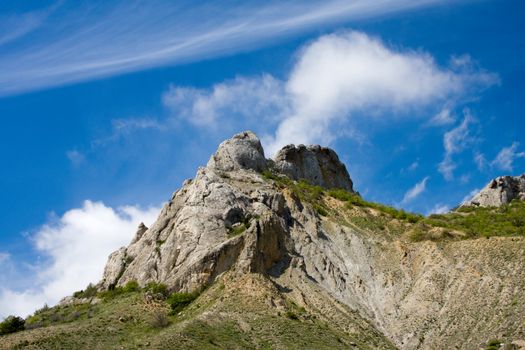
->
[2,131,525,350]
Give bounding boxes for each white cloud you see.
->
[409,161,419,171]
[427,203,450,215]
[0,200,160,318]
[66,150,86,165]
[428,107,455,126]
[474,152,487,171]
[266,31,498,154]
[160,31,497,156]
[163,75,287,129]
[402,176,429,204]
[0,0,454,97]
[0,3,57,47]
[438,112,476,180]
[491,142,525,172]
[87,117,164,150]
[0,252,9,264]
[111,118,163,134]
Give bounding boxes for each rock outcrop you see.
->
[101,131,354,292]
[462,174,525,207]
[99,131,525,350]
[207,131,267,172]
[274,144,354,191]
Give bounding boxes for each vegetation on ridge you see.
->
[1,274,393,349]
[424,200,525,238]
[262,170,525,241]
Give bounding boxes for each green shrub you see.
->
[122,280,140,293]
[34,304,50,315]
[0,315,25,335]
[314,204,328,216]
[485,339,502,350]
[228,223,247,236]
[327,189,355,202]
[167,291,199,314]
[149,310,170,328]
[262,170,280,181]
[145,282,169,297]
[284,310,299,320]
[422,200,525,238]
[97,286,125,300]
[73,283,98,299]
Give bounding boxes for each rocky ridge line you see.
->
[461,174,525,207]
[98,131,525,350]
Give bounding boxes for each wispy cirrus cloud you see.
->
[438,111,478,180]
[491,142,525,172]
[402,176,430,204]
[0,2,59,48]
[0,0,454,97]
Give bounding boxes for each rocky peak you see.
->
[206,130,354,192]
[207,131,268,172]
[461,174,525,207]
[96,131,525,350]
[100,131,355,292]
[273,144,354,192]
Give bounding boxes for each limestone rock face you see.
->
[100,131,525,350]
[462,174,525,207]
[274,144,354,191]
[207,131,267,172]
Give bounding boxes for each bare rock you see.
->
[462,174,525,207]
[98,131,525,350]
[130,222,148,244]
[273,144,354,191]
[207,131,267,172]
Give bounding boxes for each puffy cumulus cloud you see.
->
[0,201,160,318]
[402,176,430,204]
[491,142,525,172]
[162,31,497,156]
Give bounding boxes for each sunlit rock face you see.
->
[274,144,354,192]
[462,174,525,207]
[100,131,525,350]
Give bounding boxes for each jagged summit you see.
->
[274,144,354,192]
[207,130,354,191]
[94,131,525,350]
[207,131,268,173]
[461,174,525,207]
[101,131,355,292]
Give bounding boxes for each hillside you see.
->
[2,131,524,350]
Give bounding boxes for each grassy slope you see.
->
[261,171,525,241]
[1,274,396,350]
[3,175,524,349]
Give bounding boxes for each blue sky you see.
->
[0,0,524,317]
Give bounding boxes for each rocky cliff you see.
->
[462,174,525,207]
[97,131,525,350]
